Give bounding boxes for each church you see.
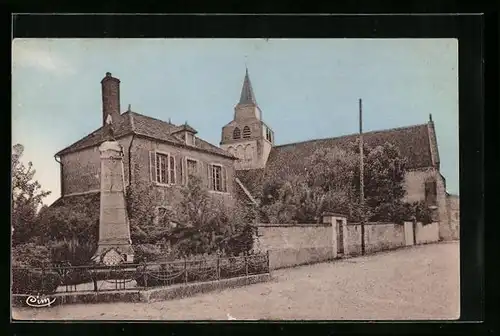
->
[50,69,459,242]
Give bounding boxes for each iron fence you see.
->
[12,252,270,295]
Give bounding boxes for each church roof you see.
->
[55,111,234,159]
[239,68,257,105]
[236,123,434,199]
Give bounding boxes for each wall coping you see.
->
[322,212,348,218]
[255,223,330,228]
[348,221,405,226]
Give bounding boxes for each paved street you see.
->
[12,241,459,320]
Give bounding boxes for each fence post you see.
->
[217,256,220,280]
[143,264,148,288]
[184,258,188,284]
[245,254,248,277]
[266,250,270,273]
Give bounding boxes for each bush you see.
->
[133,244,164,263]
[12,268,60,295]
[50,238,96,266]
[12,243,51,268]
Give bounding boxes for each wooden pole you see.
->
[359,98,366,255]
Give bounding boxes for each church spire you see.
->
[239,67,257,105]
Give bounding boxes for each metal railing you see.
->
[12,252,270,295]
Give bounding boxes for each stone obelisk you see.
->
[92,121,134,265]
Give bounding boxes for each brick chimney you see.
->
[101,72,121,126]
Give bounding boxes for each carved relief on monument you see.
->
[102,248,125,266]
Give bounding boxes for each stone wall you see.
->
[415,222,440,244]
[346,222,406,256]
[403,168,450,240]
[446,194,460,240]
[254,224,333,270]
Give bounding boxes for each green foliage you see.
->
[260,142,419,224]
[125,176,255,258]
[12,243,51,268]
[132,244,164,263]
[11,144,51,245]
[35,202,99,245]
[49,238,96,266]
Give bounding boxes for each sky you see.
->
[12,38,459,206]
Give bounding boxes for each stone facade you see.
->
[403,167,451,240]
[60,135,134,196]
[131,136,236,209]
[446,194,460,240]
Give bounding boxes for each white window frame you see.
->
[153,151,176,186]
[208,163,228,194]
[185,132,196,146]
[185,156,199,185]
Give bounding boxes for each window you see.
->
[186,158,198,184]
[233,127,241,139]
[208,164,227,192]
[150,152,176,185]
[169,155,176,184]
[424,180,437,206]
[243,126,251,138]
[156,153,169,184]
[186,133,195,146]
[266,128,272,142]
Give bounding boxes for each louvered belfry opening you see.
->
[233,127,241,139]
[243,126,251,138]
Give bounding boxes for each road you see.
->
[12,241,459,320]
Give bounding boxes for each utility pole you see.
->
[359,98,366,255]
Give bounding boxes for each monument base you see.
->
[92,244,135,265]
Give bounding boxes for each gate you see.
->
[404,221,414,246]
[336,219,344,255]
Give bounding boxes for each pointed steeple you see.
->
[239,67,257,105]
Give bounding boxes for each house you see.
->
[222,69,459,241]
[51,72,244,222]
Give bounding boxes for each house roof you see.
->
[51,191,101,210]
[237,123,434,199]
[55,111,235,159]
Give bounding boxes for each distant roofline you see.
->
[273,123,429,149]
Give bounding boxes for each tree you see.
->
[260,142,413,224]
[11,144,51,245]
[260,147,359,223]
[350,141,408,222]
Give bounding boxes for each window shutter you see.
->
[222,166,228,192]
[169,155,176,184]
[180,157,185,185]
[149,151,156,183]
[208,164,213,189]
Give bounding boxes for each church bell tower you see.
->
[220,68,274,170]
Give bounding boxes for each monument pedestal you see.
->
[92,140,134,265]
